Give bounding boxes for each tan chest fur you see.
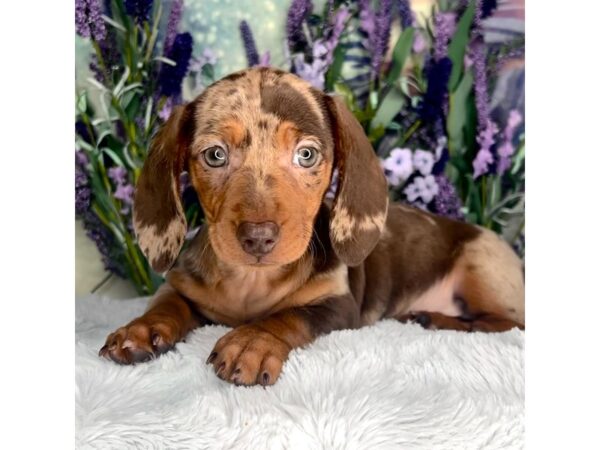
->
[167,261,349,327]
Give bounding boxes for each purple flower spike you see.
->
[433,12,456,61]
[473,119,498,178]
[164,0,184,55]
[108,166,128,186]
[259,51,271,67]
[395,0,414,29]
[114,184,135,205]
[239,20,260,67]
[432,175,464,220]
[75,0,107,41]
[287,0,313,47]
[124,0,154,23]
[360,0,393,77]
[470,39,489,132]
[75,165,91,215]
[159,32,193,97]
[497,109,523,175]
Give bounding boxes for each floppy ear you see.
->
[133,104,194,273]
[325,95,389,266]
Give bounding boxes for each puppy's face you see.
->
[133,67,388,274]
[187,69,334,266]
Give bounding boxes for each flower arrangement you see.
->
[76,0,524,295]
[75,0,213,294]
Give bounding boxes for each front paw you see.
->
[99,316,181,364]
[207,325,290,386]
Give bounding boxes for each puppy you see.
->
[100,67,524,386]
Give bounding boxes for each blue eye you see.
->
[204,146,228,167]
[294,147,318,168]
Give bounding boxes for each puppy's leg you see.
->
[99,284,206,364]
[397,311,523,332]
[398,229,525,333]
[207,293,359,386]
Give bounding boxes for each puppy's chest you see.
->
[170,268,298,326]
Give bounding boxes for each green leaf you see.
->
[333,83,356,110]
[153,56,176,66]
[101,147,126,167]
[77,92,87,113]
[386,27,415,84]
[325,44,347,92]
[446,69,473,155]
[447,1,475,92]
[371,86,404,130]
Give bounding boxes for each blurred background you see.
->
[75,0,524,298]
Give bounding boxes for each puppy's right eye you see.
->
[203,146,228,168]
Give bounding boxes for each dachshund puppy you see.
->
[100,67,524,386]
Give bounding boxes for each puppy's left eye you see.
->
[293,147,319,168]
[203,146,228,168]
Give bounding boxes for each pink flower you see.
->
[404,175,439,203]
[413,149,435,175]
[382,148,413,186]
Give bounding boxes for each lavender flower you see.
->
[239,20,260,67]
[497,109,523,174]
[293,52,328,89]
[432,175,464,220]
[404,175,439,204]
[114,184,135,205]
[396,0,414,29]
[412,31,426,54]
[419,57,453,123]
[259,51,271,67]
[75,0,107,41]
[470,39,489,132]
[413,149,435,176]
[287,0,313,48]
[82,212,124,277]
[159,32,193,97]
[382,148,413,186]
[164,0,184,55]
[76,150,89,167]
[108,166,128,186]
[124,0,154,23]
[433,12,456,61]
[360,0,393,77]
[75,162,91,216]
[473,119,498,178]
[158,97,174,122]
[481,0,498,20]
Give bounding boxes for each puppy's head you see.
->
[134,68,388,272]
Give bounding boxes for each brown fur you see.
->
[101,68,525,386]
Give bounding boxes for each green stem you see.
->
[399,120,421,146]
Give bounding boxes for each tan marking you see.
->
[286,264,349,307]
[331,198,388,242]
[219,118,246,147]
[455,228,525,323]
[135,218,185,274]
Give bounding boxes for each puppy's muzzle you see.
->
[236,221,280,258]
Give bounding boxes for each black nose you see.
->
[236,221,280,257]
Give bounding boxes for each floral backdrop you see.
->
[75,0,525,295]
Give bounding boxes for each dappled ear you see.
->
[133,104,194,273]
[325,95,388,266]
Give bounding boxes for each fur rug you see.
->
[76,294,524,449]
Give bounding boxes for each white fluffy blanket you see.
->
[76,295,524,449]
